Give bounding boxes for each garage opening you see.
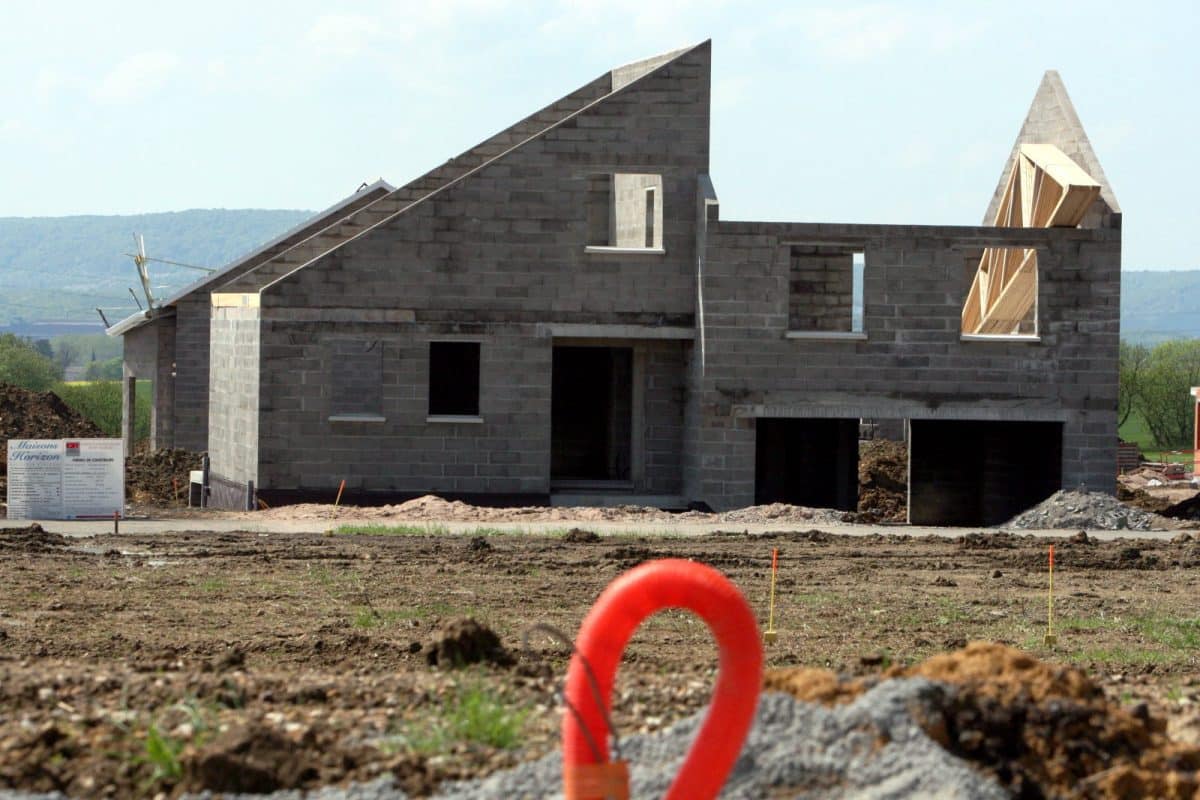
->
[551,346,633,483]
[909,420,1063,526]
[755,418,858,510]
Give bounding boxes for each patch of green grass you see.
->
[1119,408,1193,463]
[135,700,217,786]
[793,591,842,607]
[1059,614,1122,632]
[353,602,472,628]
[197,577,228,593]
[1064,646,1176,665]
[1131,615,1200,651]
[334,523,450,536]
[141,724,183,782]
[384,682,528,756]
[933,598,971,626]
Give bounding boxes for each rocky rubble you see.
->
[1004,489,1178,531]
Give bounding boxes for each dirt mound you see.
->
[562,527,600,543]
[424,618,514,668]
[252,492,851,526]
[768,642,1200,799]
[183,722,320,793]
[0,523,69,551]
[1163,493,1200,521]
[0,384,103,447]
[857,439,908,522]
[1005,489,1175,530]
[1117,483,1173,513]
[126,447,204,506]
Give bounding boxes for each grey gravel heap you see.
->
[436,679,1005,799]
[1004,489,1170,531]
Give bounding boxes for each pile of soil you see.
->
[1117,483,1172,513]
[1160,493,1200,521]
[255,495,849,525]
[0,384,103,444]
[126,447,204,506]
[1005,489,1177,531]
[423,618,514,668]
[857,438,908,522]
[0,523,69,552]
[768,642,1200,799]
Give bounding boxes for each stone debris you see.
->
[1004,490,1176,531]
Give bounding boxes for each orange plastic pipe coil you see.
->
[562,559,763,800]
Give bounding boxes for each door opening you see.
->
[551,346,633,483]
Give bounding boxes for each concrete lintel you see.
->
[260,308,416,323]
[538,323,694,340]
[734,403,1071,423]
[960,333,1042,344]
[784,330,867,341]
[583,246,667,255]
[328,414,386,423]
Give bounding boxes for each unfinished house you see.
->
[119,42,1122,524]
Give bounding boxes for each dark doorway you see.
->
[909,420,1063,525]
[551,346,633,482]
[755,418,858,510]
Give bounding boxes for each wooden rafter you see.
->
[962,144,1102,335]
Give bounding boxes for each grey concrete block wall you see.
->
[208,305,260,489]
[692,220,1120,510]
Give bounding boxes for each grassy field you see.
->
[1119,408,1194,464]
[53,379,150,441]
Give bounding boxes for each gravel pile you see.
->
[436,679,1005,799]
[1004,489,1172,530]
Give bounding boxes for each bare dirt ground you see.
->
[2,523,1200,797]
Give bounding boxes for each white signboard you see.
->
[6,439,124,520]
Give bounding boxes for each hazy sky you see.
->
[1,1,1195,268]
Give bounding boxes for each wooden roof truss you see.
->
[962,144,1102,335]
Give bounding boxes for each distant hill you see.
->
[1120,270,1200,344]
[0,211,1195,342]
[0,209,312,330]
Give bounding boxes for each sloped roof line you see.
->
[1039,70,1119,212]
[984,70,1120,225]
[105,178,394,335]
[219,67,617,294]
[259,41,710,296]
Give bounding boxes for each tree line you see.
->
[1120,338,1200,449]
[0,334,122,390]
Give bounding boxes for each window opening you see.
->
[428,341,480,416]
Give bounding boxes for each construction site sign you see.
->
[6,439,124,520]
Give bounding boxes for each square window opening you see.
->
[961,247,1039,337]
[585,173,663,250]
[787,246,864,334]
[428,341,480,416]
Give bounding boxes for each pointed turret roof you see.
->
[985,71,1120,227]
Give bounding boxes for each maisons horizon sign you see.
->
[6,439,124,520]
